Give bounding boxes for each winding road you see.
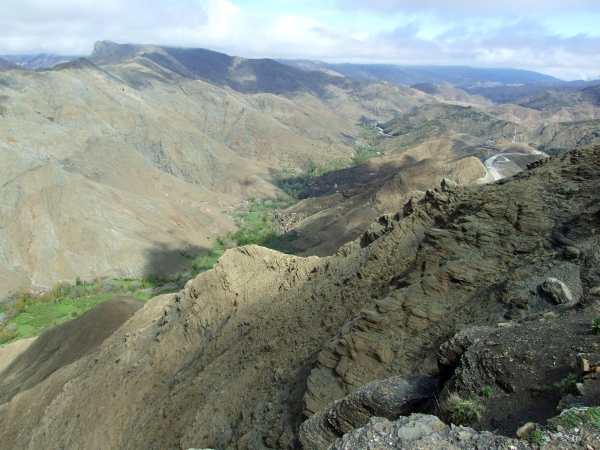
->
[484,153,522,181]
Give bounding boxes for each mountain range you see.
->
[0,146,597,449]
[1,39,600,450]
[0,41,599,299]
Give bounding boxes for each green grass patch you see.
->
[446,393,484,425]
[9,295,114,340]
[192,240,225,275]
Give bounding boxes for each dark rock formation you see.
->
[299,375,438,449]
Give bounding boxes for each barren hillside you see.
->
[0,45,440,297]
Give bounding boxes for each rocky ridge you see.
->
[0,147,597,449]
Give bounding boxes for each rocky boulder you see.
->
[299,375,439,449]
[540,277,575,305]
[329,414,515,450]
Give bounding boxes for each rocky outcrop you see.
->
[540,277,574,305]
[0,147,598,449]
[435,306,600,436]
[302,148,599,423]
[299,375,438,449]
[329,414,515,450]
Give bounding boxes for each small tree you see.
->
[94,277,102,295]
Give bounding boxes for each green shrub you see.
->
[529,429,543,444]
[446,393,484,425]
[0,329,16,345]
[591,317,600,335]
[481,386,492,397]
[555,373,579,395]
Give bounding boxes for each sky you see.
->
[1,0,599,80]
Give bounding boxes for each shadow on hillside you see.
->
[141,241,213,281]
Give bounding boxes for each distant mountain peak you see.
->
[0,57,27,72]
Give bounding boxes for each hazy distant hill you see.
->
[0,57,25,72]
[277,60,562,87]
[465,80,600,104]
[411,65,561,85]
[516,84,600,110]
[277,60,454,85]
[0,54,80,69]
[91,41,375,99]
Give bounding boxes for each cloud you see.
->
[0,0,598,80]
[0,0,211,54]
[335,0,599,16]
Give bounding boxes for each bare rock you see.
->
[564,246,581,260]
[437,327,493,380]
[540,277,574,305]
[298,375,439,450]
[329,414,515,450]
[441,178,458,191]
[516,422,535,439]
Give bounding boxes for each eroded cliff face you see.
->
[0,147,598,449]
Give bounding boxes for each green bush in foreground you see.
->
[446,393,484,425]
[529,429,543,444]
[591,317,600,335]
[481,385,492,397]
[555,373,579,395]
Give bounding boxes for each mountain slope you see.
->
[0,54,79,69]
[280,138,489,256]
[0,147,597,449]
[0,43,443,297]
[379,104,519,150]
[516,84,600,110]
[92,41,409,101]
[0,58,24,72]
[277,60,561,87]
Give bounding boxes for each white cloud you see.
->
[0,0,598,80]
[336,0,599,16]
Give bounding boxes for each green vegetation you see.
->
[219,199,300,254]
[590,317,600,335]
[274,125,386,198]
[481,385,492,397]
[0,196,308,348]
[352,146,379,166]
[554,372,579,395]
[446,393,484,425]
[275,163,344,199]
[547,407,600,431]
[529,429,543,444]
[191,240,225,276]
[0,277,176,347]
